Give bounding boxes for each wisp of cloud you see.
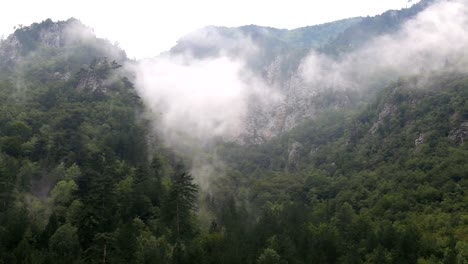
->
[300,0,468,91]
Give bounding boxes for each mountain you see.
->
[321,0,435,55]
[170,0,434,72]
[0,18,126,72]
[169,17,361,86]
[0,1,467,263]
[210,70,468,264]
[166,0,440,143]
[0,19,176,263]
[169,17,362,72]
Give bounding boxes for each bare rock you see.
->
[448,121,468,145]
[370,103,398,134]
[287,141,304,170]
[415,132,425,146]
[76,68,102,91]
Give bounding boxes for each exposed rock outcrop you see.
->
[0,35,21,69]
[370,104,398,134]
[0,18,94,70]
[448,121,468,145]
[76,58,122,91]
[415,132,425,146]
[287,141,304,170]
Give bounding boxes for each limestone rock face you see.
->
[242,63,356,144]
[0,18,95,71]
[370,104,398,134]
[415,133,425,146]
[287,141,304,170]
[37,21,63,48]
[449,121,468,145]
[76,58,121,92]
[76,68,102,91]
[0,35,21,69]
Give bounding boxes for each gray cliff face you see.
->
[242,55,356,144]
[0,19,80,71]
[0,35,21,69]
[0,18,127,93]
[76,58,122,92]
[168,20,365,144]
[449,121,468,145]
[1,19,77,56]
[0,18,124,70]
[415,132,425,146]
[76,69,102,91]
[287,141,304,170]
[242,71,312,143]
[369,104,398,134]
[36,22,63,48]
[166,1,432,144]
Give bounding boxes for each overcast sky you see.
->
[0,0,418,59]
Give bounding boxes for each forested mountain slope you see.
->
[0,1,467,263]
[321,0,435,55]
[0,19,199,263]
[165,0,441,143]
[204,72,467,263]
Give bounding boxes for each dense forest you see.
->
[0,2,467,264]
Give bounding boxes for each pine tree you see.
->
[163,170,198,240]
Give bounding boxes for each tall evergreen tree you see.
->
[163,170,198,241]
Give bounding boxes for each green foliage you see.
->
[257,248,281,264]
[204,72,468,264]
[48,224,81,264]
[0,16,467,264]
[0,19,175,263]
[163,169,199,241]
[51,180,77,206]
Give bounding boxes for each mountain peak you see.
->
[0,18,126,72]
[10,18,95,52]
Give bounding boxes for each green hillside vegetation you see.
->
[321,0,435,55]
[0,20,200,263]
[169,17,363,83]
[211,72,468,263]
[0,11,467,264]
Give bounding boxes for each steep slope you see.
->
[0,18,126,72]
[162,0,440,143]
[322,0,435,55]
[208,71,468,263]
[0,2,467,262]
[0,19,200,263]
[169,17,362,73]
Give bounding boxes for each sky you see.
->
[0,0,418,59]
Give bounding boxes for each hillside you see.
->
[0,19,190,263]
[0,1,467,263]
[321,0,435,55]
[209,71,468,264]
[164,0,441,143]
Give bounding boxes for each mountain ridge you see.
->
[0,1,467,263]
[163,0,442,144]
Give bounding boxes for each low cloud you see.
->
[131,28,284,190]
[300,0,468,90]
[134,54,278,144]
[131,0,468,190]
